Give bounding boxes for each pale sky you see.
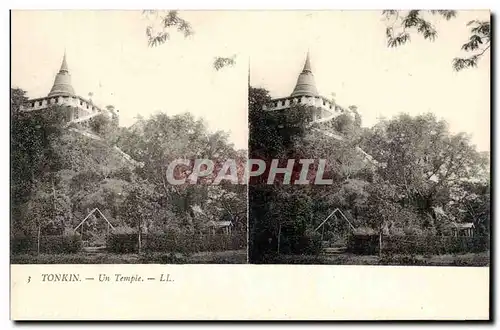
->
[12,10,490,151]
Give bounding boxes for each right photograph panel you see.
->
[248,10,491,265]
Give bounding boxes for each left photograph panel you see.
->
[10,10,248,264]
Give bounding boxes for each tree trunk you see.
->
[52,177,56,209]
[379,227,382,258]
[52,176,62,233]
[138,218,142,254]
[277,222,282,255]
[37,223,41,255]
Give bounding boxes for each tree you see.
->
[88,106,120,142]
[10,87,28,114]
[382,10,490,71]
[11,88,137,240]
[113,111,247,237]
[115,112,238,216]
[144,10,193,46]
[453,20,491,71]
[213,55,237,71]
[24,179,72,253]
[11,94,71,234]
[206,184,247,231]
[143,10,236,70]
[119,181,162,251]
[448,178,490,235]
[361,113,489,227]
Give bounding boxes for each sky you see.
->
[11,10,490,152]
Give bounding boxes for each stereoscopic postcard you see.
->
[10,10,490,320]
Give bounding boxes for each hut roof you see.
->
[208,221,232,228]
[451,222,475,229]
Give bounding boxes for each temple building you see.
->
[20,52,104,126]
[262,51,378,165]
[262,51,347,125]
[18,51,142,168]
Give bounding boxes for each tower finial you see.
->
[303,49,312,73]
[290,50,318,97]
[60,50,69,73]
[48,50,75,97]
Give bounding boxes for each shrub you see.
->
[352,227,377,235]
[40,234,83,254]
[139,252,186,264]
[298,229,323,255]
[11,233,82,254]
[61,233,83,253]
[112,226,136,234]
[11,234,35,254]
[347,233,380,255]
[379,254,424,266]
[381,235,490,255]
[106,230,247,254]
[106,233,138,253]
[143,232,246,253]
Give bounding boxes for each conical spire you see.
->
[303,50,312,72]
[290,50,318,97]
[48,51,75,97]
[59,50,69,72]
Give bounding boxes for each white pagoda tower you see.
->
[20,52,104,126]
[262,51,346,124]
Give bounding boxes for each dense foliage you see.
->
[11,88,247,254]
[248,87,490,262]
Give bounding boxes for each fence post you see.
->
[277,222,281,255]
[37,223,41,254]
[379,228,382,257]
[137,217,142,254]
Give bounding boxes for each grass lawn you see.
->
[260,251,490,266]
[11,249,247,264]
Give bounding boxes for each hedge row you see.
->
[347,234,490,255]
[382,235,490,255]
[347,234,380,255]
[107,232,246,254]
[11,234,83,254]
